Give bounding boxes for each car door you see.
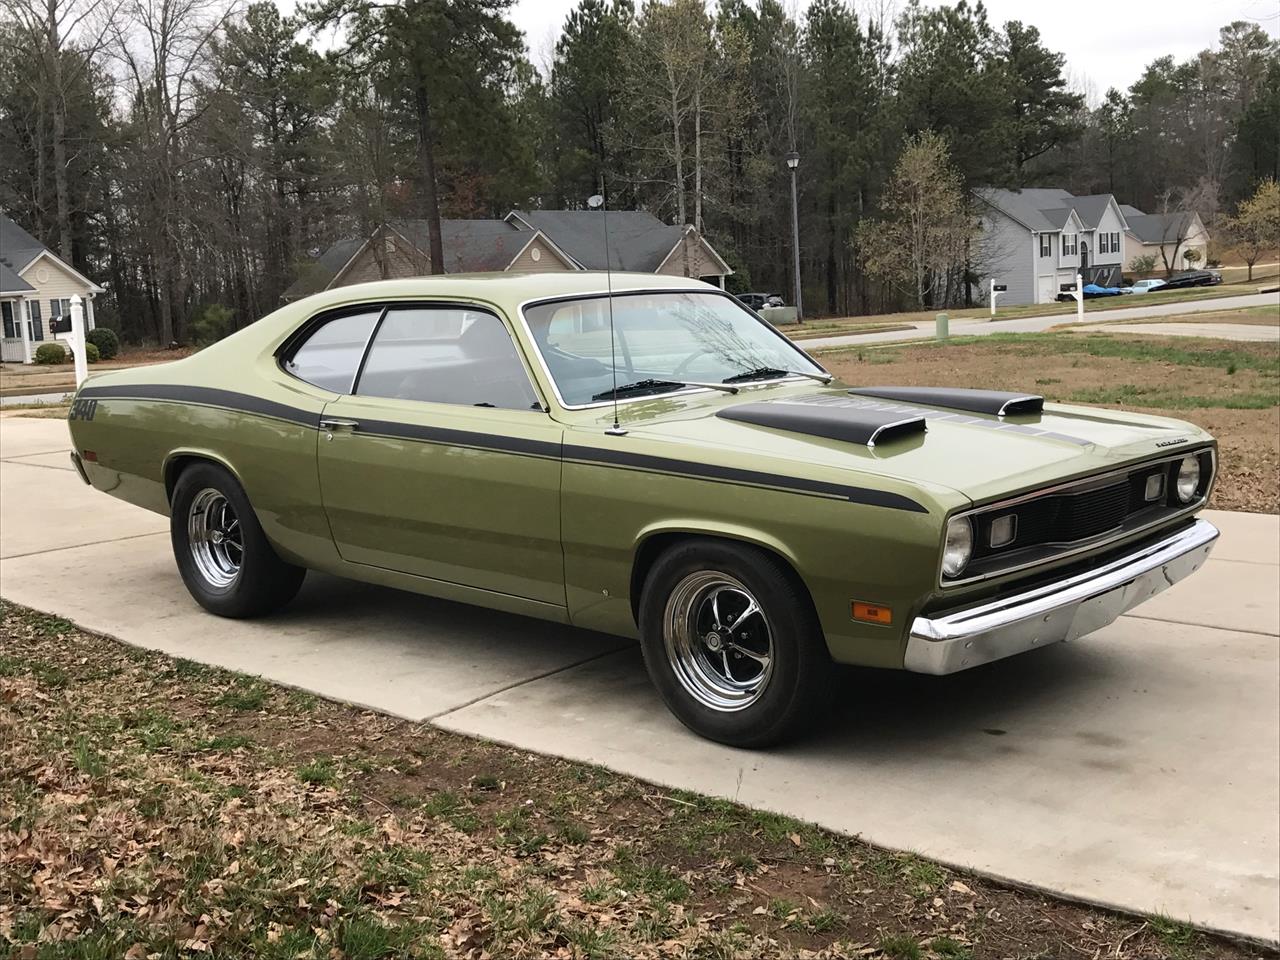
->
[311,303,565,606]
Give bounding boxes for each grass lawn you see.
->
[791,282,1278,340]
[817,332,1280,513]
[1,601,1265,960]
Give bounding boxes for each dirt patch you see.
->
[819,332,1280,513]
[3,602,1270,960]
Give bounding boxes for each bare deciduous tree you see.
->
[858,131,974,309]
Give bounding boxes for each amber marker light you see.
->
[852,601,892,625]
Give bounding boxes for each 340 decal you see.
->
[68,397,98,421]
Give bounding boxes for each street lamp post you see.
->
[785,151,802,323]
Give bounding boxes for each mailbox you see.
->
[49,316,72,335]
[992,283,1008,292]
[1059,282,1078,292]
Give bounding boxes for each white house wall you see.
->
[1092,203,1127,267]
[976,208,1035,305]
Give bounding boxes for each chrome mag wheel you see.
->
[187,488,243,588]
[663,571,774,712]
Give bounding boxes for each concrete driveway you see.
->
[2,415,1277,943]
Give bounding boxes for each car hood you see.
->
[562,383,1213,510]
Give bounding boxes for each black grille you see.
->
[970,452,1211,562]
[1011,480,1133,544]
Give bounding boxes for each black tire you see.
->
[170,461,305,618]
[638,539,832,748]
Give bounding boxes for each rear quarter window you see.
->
[283,308,382,392]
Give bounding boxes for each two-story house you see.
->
[973,188,1132,305]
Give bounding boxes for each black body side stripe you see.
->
[564,444,928,512]
[79,383,320,428]
[83,384,927,513]
[355,418,561,459]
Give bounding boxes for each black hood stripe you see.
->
[81,384,927,512]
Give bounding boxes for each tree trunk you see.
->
[693,89,702,233]
[46,0,72,260]
[413,73,444,274]
[669,79,685,225]
[826,195,836,314]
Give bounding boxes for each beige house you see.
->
[283,210,733,301]
[1119,206,1211,274]
[1,213,103,363]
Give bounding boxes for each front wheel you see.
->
[170,461,305,618]
[638,540,832,747]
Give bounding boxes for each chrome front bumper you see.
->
[904,519,1219,675]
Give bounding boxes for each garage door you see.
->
[1037,275,1055,303]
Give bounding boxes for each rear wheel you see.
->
[639,540,831,747]
[170,461,305,617]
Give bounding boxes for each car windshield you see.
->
[522,291,825,406]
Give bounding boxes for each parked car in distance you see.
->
[738,292,785,312]
[67,272,1220,747]
[1055,284,1125,301]
[1163,269,1223,289]
[1083,283,1124,298]
[1122,278,1168,294]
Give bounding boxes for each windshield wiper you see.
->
[592,379,686,401]
[591,378,740,402]
[722,366,833,385]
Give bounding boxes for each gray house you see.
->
[973,188,1132,305]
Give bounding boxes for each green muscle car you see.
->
[67,273,1219,746]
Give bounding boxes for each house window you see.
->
[1039,235,1051,258]
[49,298,71,318]
[1062,234,1077,256]
[1099,233,1110,254]
[27,301,43,341]
[1110,232,1120,253]
[1,302,14,339]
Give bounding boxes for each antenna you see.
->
[588,193,625,436]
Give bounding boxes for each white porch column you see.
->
[86,295,97,331]
[17,295,31,364]
[69,295,87,386]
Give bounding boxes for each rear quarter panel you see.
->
[69,351,338,569]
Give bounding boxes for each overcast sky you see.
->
[512,0,1280,101]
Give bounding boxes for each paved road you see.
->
[1075,321,1280,342]
[797,291,1280,351]
[1,416,1276,942]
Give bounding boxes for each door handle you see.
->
[319,417,359,438]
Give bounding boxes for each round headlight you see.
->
[1175,455,1200,503]
[942,517,973,578]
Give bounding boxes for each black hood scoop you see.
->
[717,397,926,447]
[848,386,1043,417]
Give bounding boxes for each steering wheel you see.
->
[672,349,713,378]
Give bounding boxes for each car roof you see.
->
[286,271,718,317]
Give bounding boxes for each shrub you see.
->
[83,341,100,363]
[1127,254,1158,276]
[86,327,120,360]
[192,304,234,347]
[34,342,66,365]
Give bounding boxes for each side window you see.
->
[284,308,382,393]
[356,307,539,411]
